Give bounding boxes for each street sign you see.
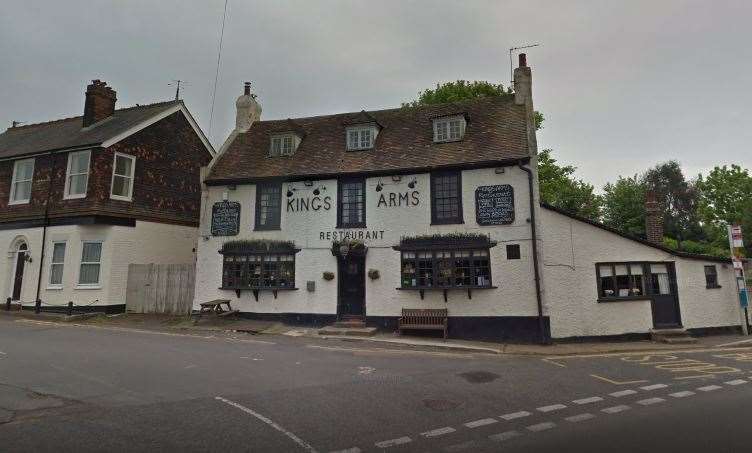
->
[740,289,749,309]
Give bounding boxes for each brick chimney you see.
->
[83,80,116,127]
[514,53,537,157]
[645,191,664,245]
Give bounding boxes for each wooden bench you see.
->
[398,308,448,340]
[198,299,239,318]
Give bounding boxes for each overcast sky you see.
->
[1,1,750,189]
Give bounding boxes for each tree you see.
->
[403,80,544,130]
[696,164,752,256]
[642,161,704,251]
[601,175,646,237]
[537,149,601,219]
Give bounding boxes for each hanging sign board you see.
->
[475,185,515,225]
[211,201,241,236]
[733,257,743,270]
[732,225,744,248]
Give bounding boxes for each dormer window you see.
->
[270,134,298,157]
[433,115,466,143]
[346,125,377,150]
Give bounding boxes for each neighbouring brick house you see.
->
[195,56,744,341]
[0,80,214,312]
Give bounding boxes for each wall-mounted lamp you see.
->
[407,178,417,189]
[375,182,384,192]
[304,180,314,187]
[313,187,321,196]
[391,175,402,182]
[286,187,295,197]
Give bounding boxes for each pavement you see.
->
[2,310,747,356]
[2,314,752,452]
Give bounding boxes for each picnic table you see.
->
[198,299,238,317]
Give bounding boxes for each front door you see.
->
[338,257,365,317]
[649,262,682,328]
[12,245,27,301]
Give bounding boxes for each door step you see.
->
[333,315,366,328]
[318,325,377,337]
[650,328,697,344]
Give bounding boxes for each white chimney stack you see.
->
[235,82,262,132]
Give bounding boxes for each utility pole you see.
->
[728,224,749,335]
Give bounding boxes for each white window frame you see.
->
[433,116,466,143]
[9,158,35,205]
[64,150,91,200]
[269,134,296,157]
[77,240,103,288]
[346,125,377,151]
[47,241,67,289]
[110,152,136,201]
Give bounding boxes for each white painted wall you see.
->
[540,207,741,338]
[194,166,540,317]
[1,221,197,309]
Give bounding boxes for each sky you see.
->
[1,0,750,189]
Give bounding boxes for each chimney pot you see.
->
[244,82,251,96]
[519,53,527,67]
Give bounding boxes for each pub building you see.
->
[194,55,743,341]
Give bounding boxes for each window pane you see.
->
[79,264,100,285]
[115,155,133,176]
[52,243,66,263]
[112,175,131,197]
[82,243,102,263]
[13,181,31,201]
[50,264,64,285]
[69,174,88,195]
[417,252,433,287]
[72,152,89,173]
[598,264,613,277]
[339,179,365,226]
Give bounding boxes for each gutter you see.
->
[518,161,548,344]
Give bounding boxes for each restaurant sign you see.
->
[211,201,241,236]
[475,185,515,225]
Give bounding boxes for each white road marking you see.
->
[602,405,630,414]
[669,391,696,398]
[215,396,317,452]
[329,448,361,453]
[421,427,456,438]
[640,384,668,391]
[500,411,531,421]
[715,338,752,347]
[527,422,556,432]
[609,390,637,398]
[374,437,412,448]
[443,441,476,452]
[572,396,603,405]
[698,385,723,392]
[537,404,566,413]
[725,379,747,386]
[184,364,197,369]
[358,366,375,375]
[489,430,522,442]
[463,418,498,428]
[565,413,595,423]
[0,351,6,355]
[637,397,665,406]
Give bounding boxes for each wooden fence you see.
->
[125,263,195,315]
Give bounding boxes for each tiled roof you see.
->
[0,101,180,159]
[541,203,734,264]
[207,95,529,183]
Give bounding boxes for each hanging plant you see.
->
[331,239,367,257]
[368,269,380,280]
[398,232,495,249]
[323,271,335,281]
[220,239,297,254]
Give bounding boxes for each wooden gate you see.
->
[125,264,195,315]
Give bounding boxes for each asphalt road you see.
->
[2,318,752,452]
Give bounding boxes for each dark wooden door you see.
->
[12,249,26,301]
[338,257,365,317]
[650,263,682,328]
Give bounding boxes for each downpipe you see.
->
[518,161,549,345]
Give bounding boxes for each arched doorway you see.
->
[10,242,28,301]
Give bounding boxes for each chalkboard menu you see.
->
[475,185,514,225]
[211,201,241,236]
